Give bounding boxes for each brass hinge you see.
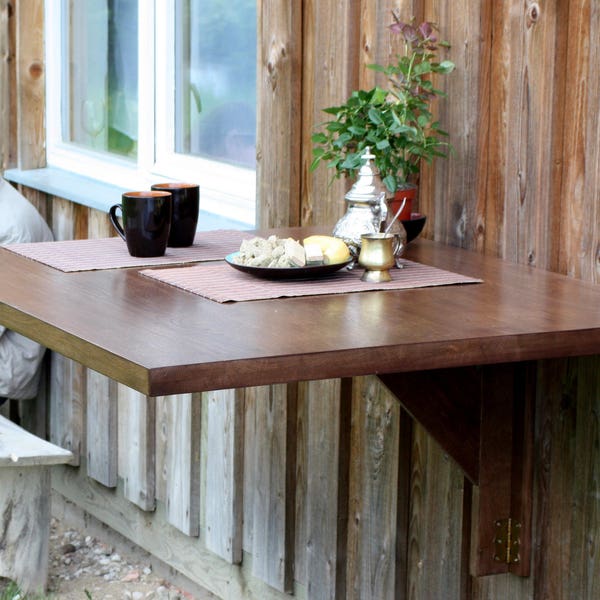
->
[494,518,521,564]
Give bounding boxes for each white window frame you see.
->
[44,0,256,226]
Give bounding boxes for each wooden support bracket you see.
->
[379,362,534,577]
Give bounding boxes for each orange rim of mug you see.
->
[123,191,172,198]
[151,183,198,189]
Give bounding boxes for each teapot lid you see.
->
[345,147,380,203]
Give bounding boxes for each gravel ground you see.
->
[1,516,202,600]
[47,516,192,599]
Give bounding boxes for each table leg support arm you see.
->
[379,362,535,577]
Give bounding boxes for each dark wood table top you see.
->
[1,228,599,396]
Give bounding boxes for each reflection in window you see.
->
[67,0,138,158]
[176,0,257,168]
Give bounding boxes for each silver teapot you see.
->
[333,148,405,267]
[332,148,387,259]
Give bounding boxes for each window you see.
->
[45,0,257,225]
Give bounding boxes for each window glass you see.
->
[177,0,257,168]
[46,0,257,226]
[67,0,138,158]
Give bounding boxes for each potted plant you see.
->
[311,12,455,222]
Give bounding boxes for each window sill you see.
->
[3,167,251,231]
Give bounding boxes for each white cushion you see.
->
[0,177,53,244]
[0,177,53,399]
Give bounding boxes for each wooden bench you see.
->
[0,414,73,594]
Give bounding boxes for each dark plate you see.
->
[401,214,427,242]
[225,252,352,280]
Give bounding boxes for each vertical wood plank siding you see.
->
[86,370,118,487]
[0,1,14,170]
[249,383,297,592]
[256,0,303,228]
[301,0,360,227]
[14,0,44,170]
[164,393,202,537]
[303,379,350,600]
[205,388,243,562]
[117,386,156,511]
[3,1,600,599]
[347,377,400,600]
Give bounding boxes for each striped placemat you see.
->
[140,259,482,303]
[3,229,253,272]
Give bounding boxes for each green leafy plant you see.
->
[311,12,455,193]
[0,580,57,600]
[0,581,21,600]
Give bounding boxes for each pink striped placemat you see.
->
[140,259,482,303]
[3,229,253,272]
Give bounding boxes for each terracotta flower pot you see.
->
[388,183,417,221]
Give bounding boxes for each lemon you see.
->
[303,235,350,264]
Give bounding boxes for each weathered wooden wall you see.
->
[2,1,599,599]
[0,1,15,171]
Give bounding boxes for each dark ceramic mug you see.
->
[109,191,172,257]
[150,182,200,247]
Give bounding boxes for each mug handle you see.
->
[393,233,406,269]
[109,204,126,241]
